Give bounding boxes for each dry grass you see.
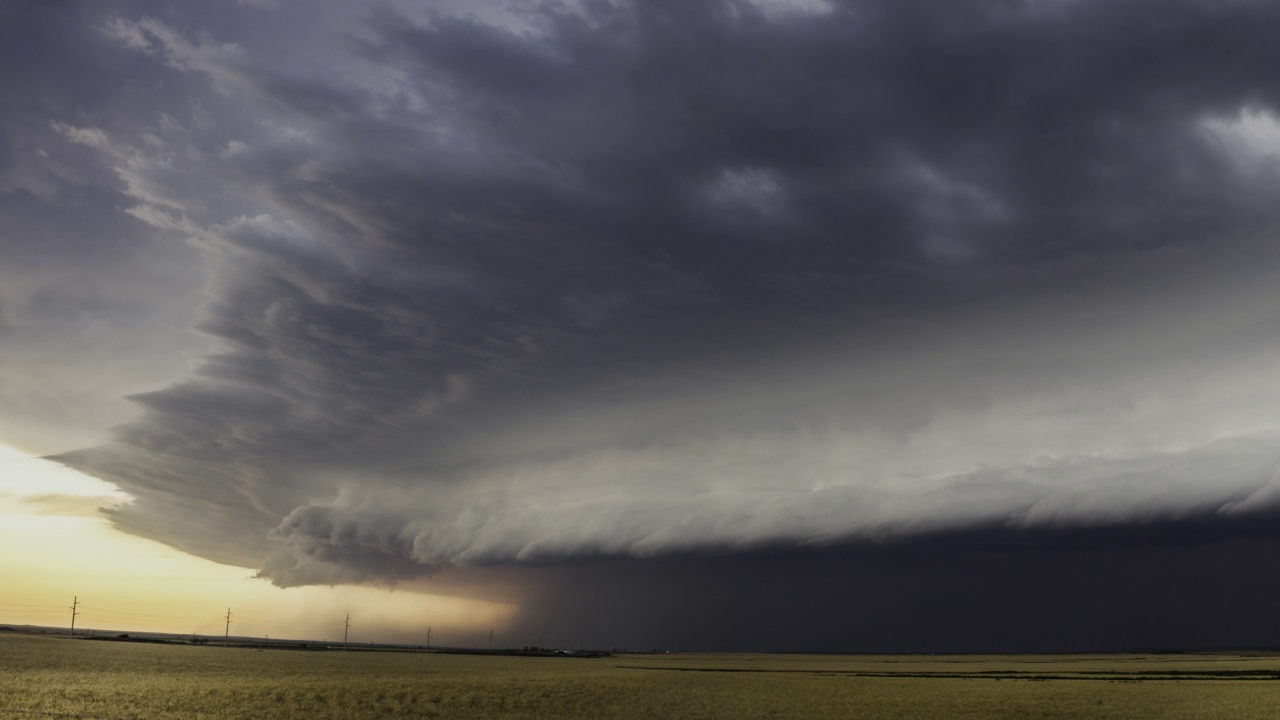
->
[4,633,1280,719]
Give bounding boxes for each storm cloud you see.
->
[6,0,1280,643]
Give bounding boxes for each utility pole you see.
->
[489,628,493,652]
[224,608,232,647]
[343,613,350,651]
[68,597,79,639]
[426,626,431,651]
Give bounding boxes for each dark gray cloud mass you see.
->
[7,0,1280,648]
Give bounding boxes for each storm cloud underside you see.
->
[6,0,1280,646]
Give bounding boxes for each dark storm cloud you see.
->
[7,0,1280,619]
[506,511,1280,653]
[0,2,212,453]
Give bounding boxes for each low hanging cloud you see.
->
[6,0,1280,587]
[258,431,1280,586]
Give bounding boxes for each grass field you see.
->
[5,633,1280,719]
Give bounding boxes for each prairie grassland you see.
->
[4,634,1280,719]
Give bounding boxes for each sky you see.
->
[3,0,1280,652]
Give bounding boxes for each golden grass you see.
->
[4,633,1280,719]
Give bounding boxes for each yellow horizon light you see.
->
[0,447,516,644]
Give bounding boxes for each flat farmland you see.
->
[4,633,1280,719]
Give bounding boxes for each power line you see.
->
[77,606,214,620]
[6,600,477,652]
[235,617,345,630]
[230,617,340,627]
[0,609,69,616]
[77,610,220,623]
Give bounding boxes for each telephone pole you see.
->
[343,613,350,651]
[426,626,431,651]
[68,597,79,639]
[224,608,232,647]
[489,628,493,652]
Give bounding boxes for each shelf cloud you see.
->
[6,0,1280,609]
